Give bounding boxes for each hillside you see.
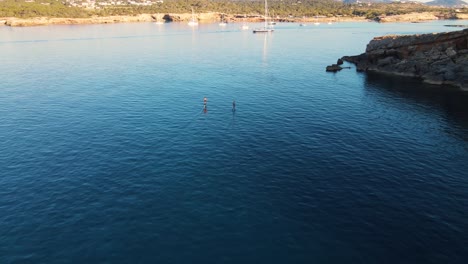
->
[0,0,466,24]
[426,0,468,7]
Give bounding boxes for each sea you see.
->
[1,20,467,263]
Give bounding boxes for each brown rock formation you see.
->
[326,64,344,72]
[375,12,468,23]
[376,12,439,23]
[343,29,468,91]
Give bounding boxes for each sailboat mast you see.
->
[264,0,268,28]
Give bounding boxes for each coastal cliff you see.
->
[343,28,468,91]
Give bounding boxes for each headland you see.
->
[341,28,468,91]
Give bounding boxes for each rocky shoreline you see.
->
[340,28,468,91]
[1,11,467,27]
[0,13,365,27]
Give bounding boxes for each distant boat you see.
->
[188,7,198,26]
[314,17,320,25]
[219,13,227,26]
[155,13,164,25]
[253,0,274,33]
[268,10,276,26]
[240,0,249,30]
[299,23,306,27]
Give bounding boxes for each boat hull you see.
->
[253,29,274,33]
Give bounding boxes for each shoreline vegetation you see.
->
[0,0,468,27]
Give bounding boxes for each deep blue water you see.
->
[1,21,468,263]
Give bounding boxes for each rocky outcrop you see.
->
[326,59,350,72]
[326,64,344,72]
[376,12,440,23]
[343,29,468,91]
[375,12,468,23]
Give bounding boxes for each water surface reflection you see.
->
[363,72,468,142]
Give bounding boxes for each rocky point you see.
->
[341,28,468,91]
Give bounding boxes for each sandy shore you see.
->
[1,12,467,27]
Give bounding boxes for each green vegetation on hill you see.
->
[0,0,90,18]
[0,0,460,19]
[96,0,447,19]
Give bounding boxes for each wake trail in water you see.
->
[226,111,236,130]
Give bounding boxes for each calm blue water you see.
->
[1,20,468,263]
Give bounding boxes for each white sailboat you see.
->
[253,0,274,33]
[155,13,164,25]
[268,10,276,26]
[300,16,307,26]
[241,14,249,30]
[314,16,320,25]
[188,7,198,26]
[240,0,249,30]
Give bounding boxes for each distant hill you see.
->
[342,0,468,6]
[342,0,391,3]
[425,0,468,6]
[341,0,396,3]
